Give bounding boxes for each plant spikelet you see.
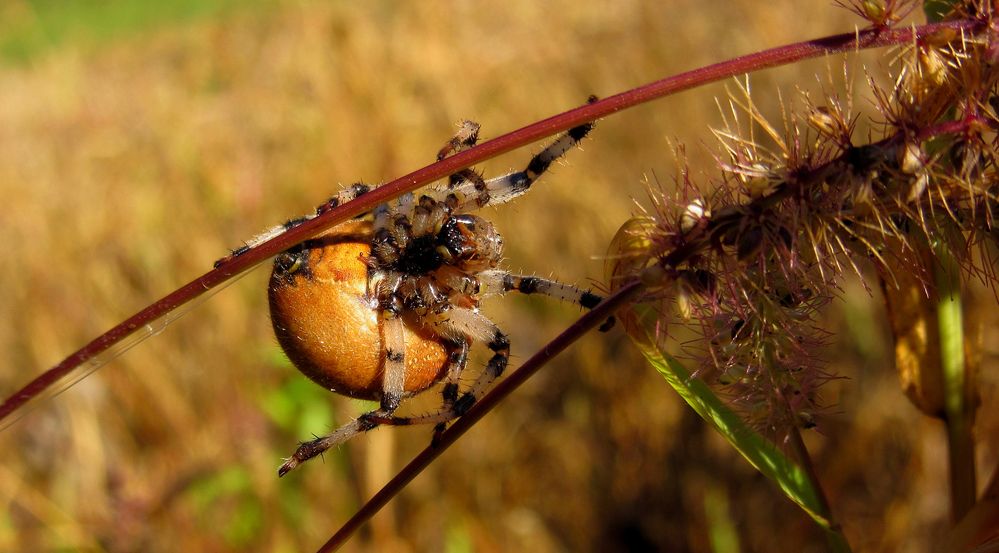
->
[608,23,999,438]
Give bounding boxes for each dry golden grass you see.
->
[1,1,995,551]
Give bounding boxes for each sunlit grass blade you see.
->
[628,319,846,547]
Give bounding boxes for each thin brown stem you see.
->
[939,461,999,551]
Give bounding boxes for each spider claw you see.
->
[278,458,299,477]
[279,436,330,476]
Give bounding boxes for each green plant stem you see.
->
[765,343,849,552]
[762,345,839,527]
[933,244,976,521]
[786,425,849,552]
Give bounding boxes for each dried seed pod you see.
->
[807,106,845,140]
[906,171,929,203]
[795,410,817,429]
[605,216,661,289]
[680,198,710,233]
[746,177,777,199]
[675,269,717,320]
[685,268,717,296]
[676,283,693,320]
[918,46,948,86]
[850,178,875,216]
[949,137,984,180]
[861,0,887,23]
[899,141,924,175]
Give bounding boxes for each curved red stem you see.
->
[0,18,979,434]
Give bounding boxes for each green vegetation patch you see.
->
[0,0,273,64]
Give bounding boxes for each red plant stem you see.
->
[314,279,645,553]
[0,19,979,426]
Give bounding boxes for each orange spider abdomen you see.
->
[268,220,450,400]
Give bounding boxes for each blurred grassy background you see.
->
[0,1,996,551]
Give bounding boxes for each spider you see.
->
[218,115,601,476]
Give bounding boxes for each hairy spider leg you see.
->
[278,333,472,476]
[437,120,481,161]
[214,182,372,268]
[437,120,484,189]
[439,338,470,409]
[424,121,595,213]
[380,311,406,412]
[362,307,509,430]
[478,270,604,309]
[277,417,370,476]
[481,270,615,332]
[368,276,607,431]
[220,115,592,269]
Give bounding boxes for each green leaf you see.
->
[0,0,274,65]
[259,373,335,436]
[185,467,264,547]
[630,330,833,529]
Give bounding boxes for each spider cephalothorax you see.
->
[218,113,601,475]
[368,212,505,316]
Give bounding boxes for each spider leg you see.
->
[278,309,409,476]
[367,307,509,429]
[215,182,372,268]
[428,120,594,213]
[440,338,470,410]
[380,311,407,411]
[424,307,510,414]
[478,270,604,309]
[435,120,486,191]
[277,418,371,476]
[481,271,616,331]
[370,196,412,293]
[314,182,374,217]
[436,120,480,161]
